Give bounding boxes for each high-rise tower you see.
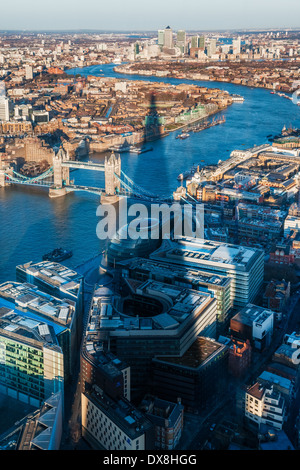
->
[164,26,173,48]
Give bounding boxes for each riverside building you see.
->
[16,261,83,313]
[150,237,264,308]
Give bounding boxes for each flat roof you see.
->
[231,304,274,327]
[259,371,292,391]
[154,336,226,369]
[0,282,75,328]
[150,237,263,272]
[0,296,66,336]
[117,257,231,288]
[86,387,153,440]
[85,277,214,335]
[0,305,61,350]
[17,261,82,297]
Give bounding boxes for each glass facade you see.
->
[0,337,45,402]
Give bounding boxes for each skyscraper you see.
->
[164,26,173,48]
[158,30,165,47]
[0,96,11,121]
[198,35,205,49]
[233,37,241,55]
[207,38,217,57]
[176,30,186,53]
[191,36,199,49]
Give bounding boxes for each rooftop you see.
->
[17,261,82,298]
[85,278,214,335]
[154,336,226,370]
[0,392,62,450]
[231,304,274,327]
[150,236,263,272]
[0,306,61,352]
[117,257,231,288]
[86,386,153,440]
[258,370,292,391]
[0,281,75,327]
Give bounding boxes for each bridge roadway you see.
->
[61,160,105,171]
[65,184,105,195]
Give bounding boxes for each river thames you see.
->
[0,63,299,282]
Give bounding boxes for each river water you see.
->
[0,62,299,282]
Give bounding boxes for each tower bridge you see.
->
[0,147,174,204]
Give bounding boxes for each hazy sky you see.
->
[1,0,300,31]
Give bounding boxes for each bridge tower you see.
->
[49,147,69,198]
[0,161,13,187]
[104,152,121,196]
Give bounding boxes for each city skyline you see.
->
[1,0,300,31]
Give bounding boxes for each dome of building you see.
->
[107,218,161,266]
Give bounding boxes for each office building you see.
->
[164,26,173,48]
[267,362,299,389]
[81,385,154,450]
[81,285,130,401]
[232,37,241,55]
[86,278,217,400]
[191,36,199,49]
[16,261,84,316]
[263,280,290,320]
[245,382,286,431]
[107,218,161,266]
[230,304,274,351]
[152,336,228,411]
[198,35,205,49]
[0,307,64,407]
[158,30,165,47]
[0,281,78,382]
[150,237,264,308]
[176,30,186,53]
[207,38,217,57]
[116,257,232,333]
[31,110,49,123]
[0,392,63,450]
[258,370,294,400]
[273,343,300,370]
[0,96,11,121]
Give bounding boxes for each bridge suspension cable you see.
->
[4,167,54,184]
[119,171,158,198]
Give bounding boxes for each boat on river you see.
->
[43,248,73,262]
[176,132,190,140]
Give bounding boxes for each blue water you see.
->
[0,62,299,282]
[66,63,300,197]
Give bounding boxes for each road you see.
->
[60,257,108,450]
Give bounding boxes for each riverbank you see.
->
[113,61,297,94]
[0,62,299,283]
